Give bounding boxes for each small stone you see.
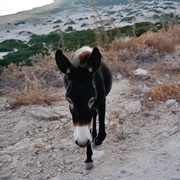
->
[34,144,42,148]
[116,74,123,79]
[48,135,54,140]
[134,68,148,76]
[37,162,43,168]
[31,107,60,121]
[43,128,48,133]
[34,148,40,154]
[53,124,60,130]
[93,150,105,160]
[166,99,178,108]
[142,85,151,93]
[125,100,142,113]
[121,170,127,174]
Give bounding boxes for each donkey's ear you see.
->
[55,50,72,74]
[87,47,101,73]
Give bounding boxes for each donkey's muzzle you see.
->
[74,125,92,147]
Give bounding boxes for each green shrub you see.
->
[0,39,28,52]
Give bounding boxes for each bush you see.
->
[0,43,45,66]
[0,55,63,106]
[8,75,61,106]
[0,39,27,52]
[145,83,180,101]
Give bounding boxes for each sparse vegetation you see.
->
[0,55,63,105]
[1,24,179,105]
[145,82,180,101]
[116,130,128,140]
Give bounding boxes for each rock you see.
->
[166,99,178,108]
[2,155,12,163]
[93,150,105,160]
[0,97,7,111]
[136,51,157,63]
[137,84,151,93]
[134,68,148,76]
[30,107,60,120]
[125,100,142,113]
[120,170,127,174]
[142,85,151,93]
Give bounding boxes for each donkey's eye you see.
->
[88,97,96,108]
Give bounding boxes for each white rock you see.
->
[166,99,178,108]
[93,150,105,160]
[125,100,142,113]
[116,74,123,79]
[134,68,148,76]
[31,107,59,120]
[137,84,151,93]
[142,85,151,93]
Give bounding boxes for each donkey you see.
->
[55,46,112,169]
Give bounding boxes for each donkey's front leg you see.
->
[92,110,97,141]
[85,143,93,170]
[94,98,106,146]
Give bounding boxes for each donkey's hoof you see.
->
[94,137,102,146]
[85,162,94,170]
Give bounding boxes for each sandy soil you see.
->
[0,77,179,180]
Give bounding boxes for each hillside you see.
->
[0,56,180,179]
[0,0,179,66]
[0,23,180,179]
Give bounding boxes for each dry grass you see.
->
[101,25,180,78]
[8,75,61,106]
[145,82,180,101]
[101,38,139,77]
[0,55,63,105]
[137,25,180,54]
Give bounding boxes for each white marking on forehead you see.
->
[72,46,93,67]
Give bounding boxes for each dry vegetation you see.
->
[0,55,62,105]
[101,25,180,102]
[145,82,180,101]
[0,25,180,105]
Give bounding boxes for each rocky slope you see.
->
[0,76,179,180]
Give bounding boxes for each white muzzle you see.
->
[74,125,92,147]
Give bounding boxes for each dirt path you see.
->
[0,78,180,180]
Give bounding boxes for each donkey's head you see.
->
[55,47,101,147]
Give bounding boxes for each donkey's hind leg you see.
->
[85,143,93,170]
